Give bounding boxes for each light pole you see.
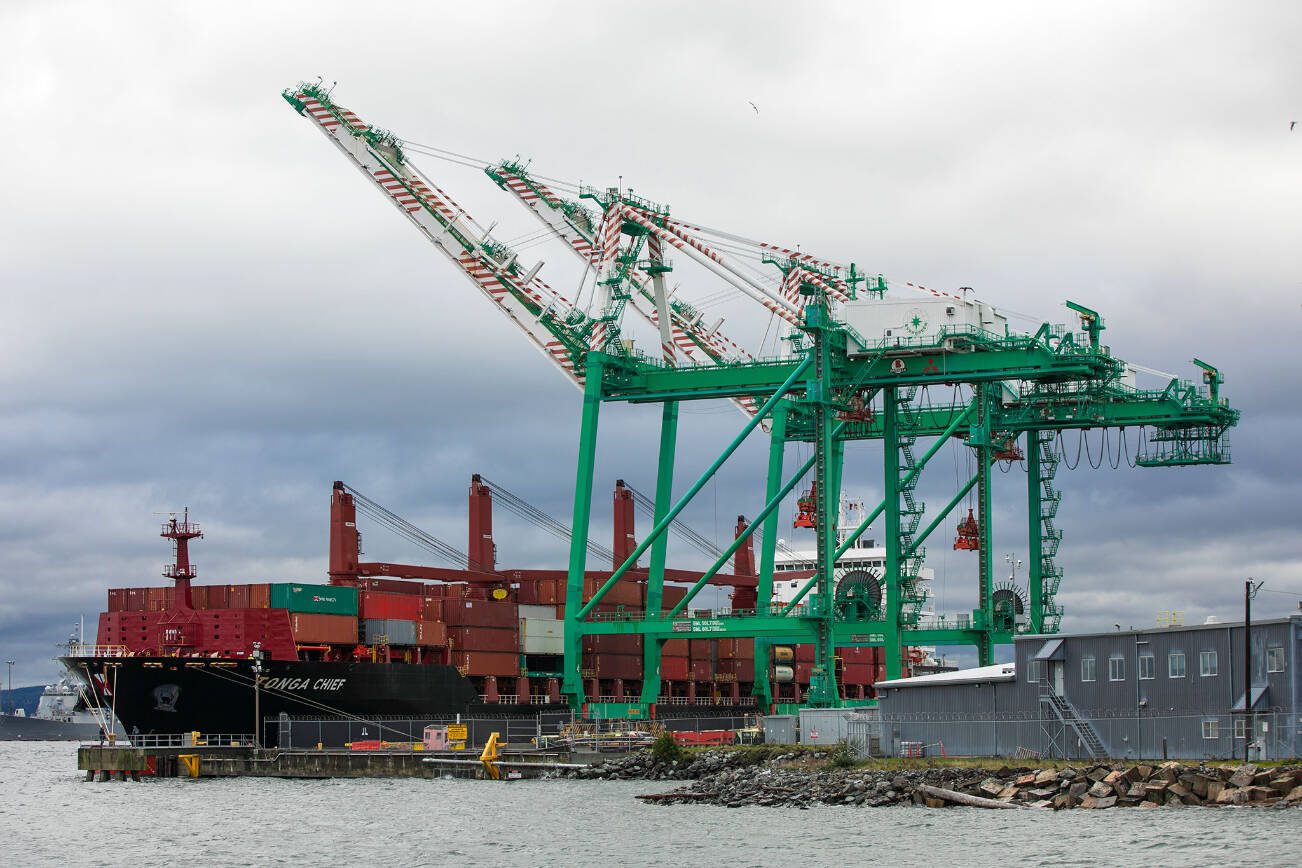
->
[251,642,264,748]
[5,661,13,715]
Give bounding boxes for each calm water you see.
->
[1,743,1299,867]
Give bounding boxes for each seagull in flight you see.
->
[748,100,759,114]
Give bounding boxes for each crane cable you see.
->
[477,476,615,564]
[341,483,483,570]
[623,483,726,560]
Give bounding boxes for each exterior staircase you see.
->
[1038,677,1107,759]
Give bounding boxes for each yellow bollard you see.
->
[479,732,501,780]
[178,754,200,779]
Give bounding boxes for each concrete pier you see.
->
[78,744,588,781]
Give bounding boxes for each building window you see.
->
[1080,656,1096,682]
[1200,650,1218,677]
[1169,651,1186,678]
[1026,659,1040,683]
[1234,717,1247,739]
[1266,646,1285,673]
[1202,719,1219,739]
[1108,656,1125,681]
[1138,654,1155,680]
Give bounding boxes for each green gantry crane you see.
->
[286,81,1240,715]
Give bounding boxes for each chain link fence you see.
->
[866,709,1298,760]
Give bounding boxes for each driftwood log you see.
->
[915,783,1023,809]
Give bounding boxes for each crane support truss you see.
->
[560,300,1237,713]
[285,81,1239,715]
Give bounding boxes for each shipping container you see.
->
[521,618,563,655]
[248,583,271,608]
[442,598,518,629]
[662,638,689,657]
[289,613,358,644]
[690,660,712,681]
[841,663,874,684]
[660,657,689,681]
[358,591,421,621]
[420,597,443,622]
[362,618,417,646]
[587,634,642,655]
[583,577,644,608]
[414,620,447,647]
[358,577,427,595]
[451,651,519,677]
[518,604,560,621]
[271,583,358,616]
[592,654,642,680]
[447,625,518,653]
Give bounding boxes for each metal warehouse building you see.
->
[874,615,1301,760]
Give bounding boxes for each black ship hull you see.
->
[62,657,479,743]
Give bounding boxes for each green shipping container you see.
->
[269,583,358,616]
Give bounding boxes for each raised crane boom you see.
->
[283,82,611,387]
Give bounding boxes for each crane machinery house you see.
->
[841,295,1009,352]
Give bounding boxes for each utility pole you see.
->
[1243,579,1263,763]
[4,661,12,714]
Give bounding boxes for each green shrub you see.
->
[827,740,858,768]
[650,731,684,763]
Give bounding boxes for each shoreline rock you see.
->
[564,751,1302,810]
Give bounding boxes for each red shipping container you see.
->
[107,589,127,613]
[586,634,642,655]
[206,585,232,609]
[582,577,644,608]
[415,620,447,647]
[442,599,518,629]
[447,626,518,653]
[659,657,689,681]
[662,585,688,607]
[662,638,688,657]
[359,577,426,595]
[452,651,519,677]
[841,663,873,684]
[592,654,643,680]
[690,660,712,681]
[795,663,812,683]
[795,644,815,663]
[289,613,358,644]
[248,584,271,608]
[419,597,443,621]
[360,591,422,621]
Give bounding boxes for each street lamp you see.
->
[5,661,13,715]
[251,642,264,748]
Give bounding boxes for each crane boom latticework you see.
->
[283,83,625,387]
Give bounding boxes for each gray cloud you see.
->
[1,1,1298,685]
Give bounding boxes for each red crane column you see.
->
[329,481,360,585]
[468,474,495,572]
[613,479,636,570]
[729,515,758,609]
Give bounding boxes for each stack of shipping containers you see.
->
[102,578,887,703]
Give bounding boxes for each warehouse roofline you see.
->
[875,662,1015,689]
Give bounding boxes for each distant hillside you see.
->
[1,686,45,717]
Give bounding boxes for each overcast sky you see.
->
[2,1,1299,684]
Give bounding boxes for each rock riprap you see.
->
[567,752,1302,810]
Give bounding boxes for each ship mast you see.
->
[162,508,203,609]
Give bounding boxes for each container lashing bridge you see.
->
[285,81,1240,714]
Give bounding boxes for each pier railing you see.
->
[111,733,256,748]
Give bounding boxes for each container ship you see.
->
[65,477,893,742]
